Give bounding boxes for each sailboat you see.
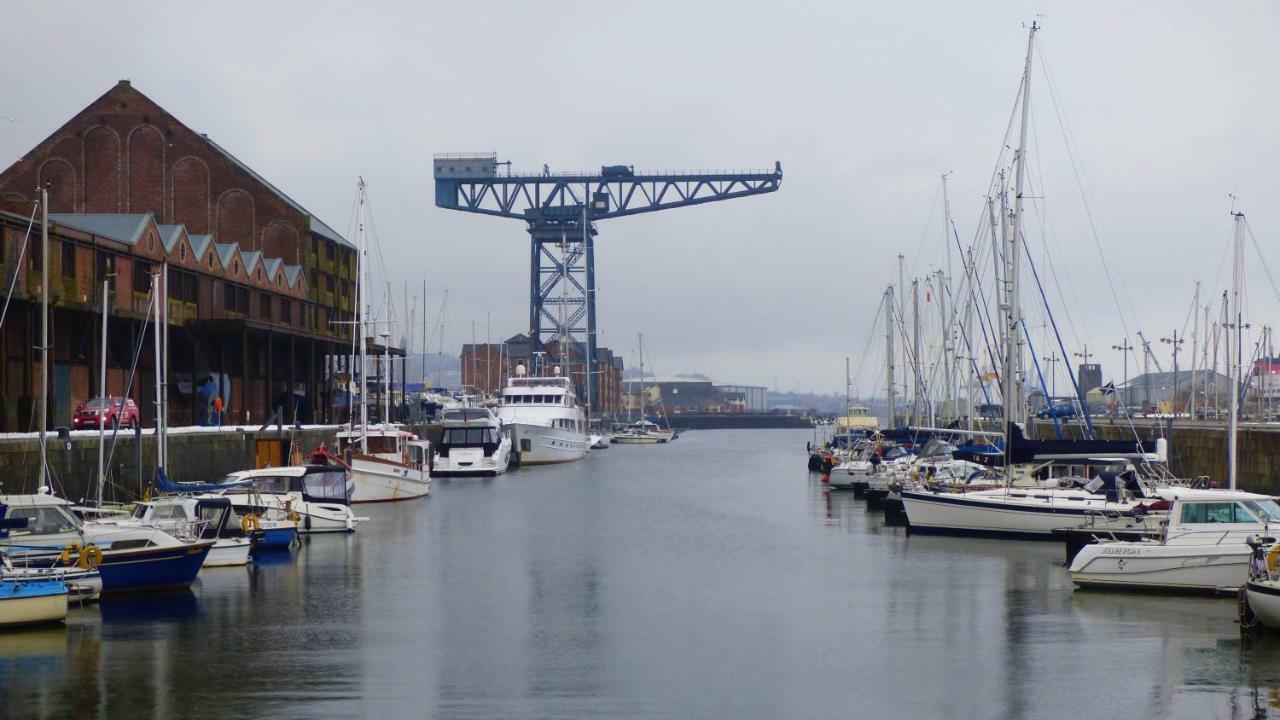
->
[612,334,676,444]
[334,179,431,502]
[898,23,1179,539]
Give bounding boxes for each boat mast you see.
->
[96,278,108,505]
[152,270,162,472]
[356,178,369,453]
[38,187,48,491]
[940,173,954,420]
[1189,281,1200,419]
[638,333,645,422]
[912,278,922,424]
[1228,211,1244,489]
[1004,21,1037,475]
[885,285,896,427]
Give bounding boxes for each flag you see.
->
[1100,381,1117,396]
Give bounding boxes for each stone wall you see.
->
[0,426,338,503]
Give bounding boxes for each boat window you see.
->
[196,504,225,525]
[151,503,187,521]
[1247,500,1280,523]
[252,475,292,494]
[367,436,399,454]
[6,507,79,535]
[303,470,349,502]
[1179,502,1253,524]
[466,428,485,445]
[131,504,150,519]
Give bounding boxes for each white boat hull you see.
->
[511,423,588,465]
[900,490,1156,538]
[0,590,67,627]
[433,445,511,478]
[349,455,430,503]
[1069,542,1249,592]
[611,433,662,445]
[203,538,252,567]
[1246,581,1280,629]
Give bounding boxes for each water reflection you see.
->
[4,430,1280,718]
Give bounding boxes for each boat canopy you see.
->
[155,467,249,494]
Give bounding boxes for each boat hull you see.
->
[510,423,588,466]
[349,455,430,503]
[900,490,1156,538]
[1246,581,1280,629]
[252,526,297,552]
[203,539,252,567]
[433,446,511,478]
[1069,542,1248,592]
[0,581,68,627]
[96,542,212,594]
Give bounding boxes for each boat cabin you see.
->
[222,466,354,505]
[129,497,241,541]
[501,377,576,407]
[336,423,431,470]
[438,409,505,459]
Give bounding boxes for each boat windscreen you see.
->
[303,470,350,503]
[250,475,295,494]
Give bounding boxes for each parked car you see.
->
[72,397,140,430]
[1034,404,1078,419]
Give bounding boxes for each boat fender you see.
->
[241,513,262,534]
[78,544,103,570]
[58,543,81,566]
[305,514,313,531]
[1267,544,1280,578]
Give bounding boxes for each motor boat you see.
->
[1,502,99,603]
[432,408,512,477]
[1068,487,1280,593]
[589,434,611,450]
[1242,536,1280,632]
[335,423,432,502]
[496,371,589,466]
[221,461,364,533]
[1,492,212,595]
[94,495,251,567]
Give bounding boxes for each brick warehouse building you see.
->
[0,81,364,430]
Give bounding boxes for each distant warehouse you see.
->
[624,378,767,414]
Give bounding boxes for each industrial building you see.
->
[623,378,762,415]
[0,81,363,430]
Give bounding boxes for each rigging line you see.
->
[848,292,886,396]
[100,282,158,494]
[907,181,943,278]
[1244,218,1280,310]
[1021,323,1065,440]
[953,214,1003,375]
[1021,228,1097,438]
[0,200,38,331]
[1036,41,1139,341]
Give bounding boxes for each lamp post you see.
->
[1042,352,1059,399]
[1161,330,1184,414]
[1112,339,1133,413]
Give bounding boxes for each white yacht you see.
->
[496,373,588,466]
[432,408,512,477]
[336,424,432,503]
[96,495,251,567]
[1069,487,1280,592]
[220,465,365,532]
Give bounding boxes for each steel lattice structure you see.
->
[434,155,782,409]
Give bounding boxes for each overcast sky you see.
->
[2,1,1278,396]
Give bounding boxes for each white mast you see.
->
[152,271,162,471]
[356,178,369,453]
[1004,20,1037,474]
[940,173,954,418]
[885,285,896,426]
[96,278,108,505]
[38,187,49,491]
[1228,211,1244,489]
[161,261,169,468]
[912,278,922,423]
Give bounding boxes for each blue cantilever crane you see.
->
[433,155,782,410]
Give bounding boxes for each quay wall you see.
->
[668,413,814,430]
[0,425,338,504]
[1023,419,1280,494]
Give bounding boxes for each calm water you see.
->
[4,429,1280,719]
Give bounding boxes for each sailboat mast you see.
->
[940,173,954,418]
[356,178,369,453]
[152,271,162,470]
[1003,20,1037,473]
[97,278,108,505]
[912,278,922,423]
[38,188,48,491]
[161,261,169,468]
[885,285,895,426]
[1228,211,1244,489]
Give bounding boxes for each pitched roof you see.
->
[50,213,151,245]
[282,264,302,285]
[262,257,282,278]
[188,233,213,259]
[215,243,240,268]
[240,250,262,274]
[157,224,185,253]
[201,136,351,248]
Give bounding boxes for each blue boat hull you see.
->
[96,542,212,594]
[252,527,296,552]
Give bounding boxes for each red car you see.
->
[72,397,140,430]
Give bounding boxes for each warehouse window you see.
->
[260,292,273,322]
[60,242,75,279]
[134,261,153,293]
